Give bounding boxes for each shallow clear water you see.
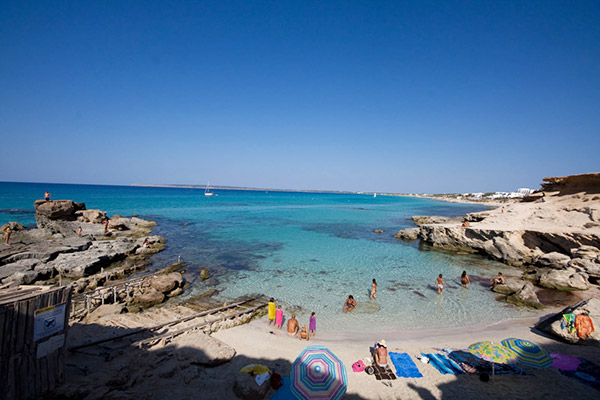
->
[0,182,533,332]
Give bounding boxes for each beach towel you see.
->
[575,314,595,339]
[550,352,581,371]
[372,363,397,380]
[270,376,295,400]
[562,313,576,333]
[389,352,423,378]
[447,350,526,375]
[557,358,600,391]
[422,353,463,375]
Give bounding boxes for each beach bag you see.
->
[271,372,283,390]
[352,360,366,373]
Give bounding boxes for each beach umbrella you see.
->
[468,341,518,376]
[291,345,347,400]
[500,338,551,368]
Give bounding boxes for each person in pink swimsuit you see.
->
[275,305,284,329]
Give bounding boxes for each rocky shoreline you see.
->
[395,173,600,309]
[1,198,166,286]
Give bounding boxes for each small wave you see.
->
[0,208,35,215]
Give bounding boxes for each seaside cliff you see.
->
[0,199,166,286]
[396,173,600,306]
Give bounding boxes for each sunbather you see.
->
[374,340,388,367]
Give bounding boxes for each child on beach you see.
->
[309,312,316,337]
[275,305,284,329]
[299,325,310,341]
[268,298,276,326]
[370,279,377,300]
[436,274,444,294]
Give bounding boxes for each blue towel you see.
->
[270,376,295,400]
[423,353,463,375]
[389,352,423,378]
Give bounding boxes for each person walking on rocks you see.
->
[103,218,110,234]
[44,191,51,201]
[4,226,11,245]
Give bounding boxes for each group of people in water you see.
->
[436,271,505,294]
[268,298,316,340]
[341,272,507,311]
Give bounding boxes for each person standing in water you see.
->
[435,274,444,294]
[370,278,378,300]
[461,271,470,288]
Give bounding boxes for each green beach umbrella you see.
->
[500,338,552,368]
[468,341,519,376]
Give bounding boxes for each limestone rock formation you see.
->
[150,272,183,294]
[132,287,165,308]
[535,297,600,344]
[1,199,165,285]
[234,370,271,400]
[538,268,590,291]
[506,281,543,309]
[172,332,236,367]
[394,228,419,241]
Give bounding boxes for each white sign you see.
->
[36,334,65,359]
[33,303,66,342]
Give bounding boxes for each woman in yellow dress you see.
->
[268,298,276,326]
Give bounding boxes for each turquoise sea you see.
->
[0,182,533,332]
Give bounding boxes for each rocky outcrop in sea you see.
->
[395,173,600,306]
[0,199,165,285]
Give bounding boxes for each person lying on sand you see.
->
[343,295,356,312]
[287,314,299,336]
[374,340,388,367]
[299,325,310,341]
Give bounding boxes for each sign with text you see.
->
[33,303,66,342]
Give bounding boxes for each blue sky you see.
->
[1,1,598,193]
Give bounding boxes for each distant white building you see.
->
[517,188,534,195]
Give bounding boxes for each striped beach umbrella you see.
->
[468,341,518,376]
[291,345,347,400]
[500,338,551,368]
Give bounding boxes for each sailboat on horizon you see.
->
[204,182,214,197]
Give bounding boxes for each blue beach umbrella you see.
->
[291,345,347,400]
[500,338,552,368]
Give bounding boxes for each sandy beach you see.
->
[211,310,600,400]
[54,295,600,400]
